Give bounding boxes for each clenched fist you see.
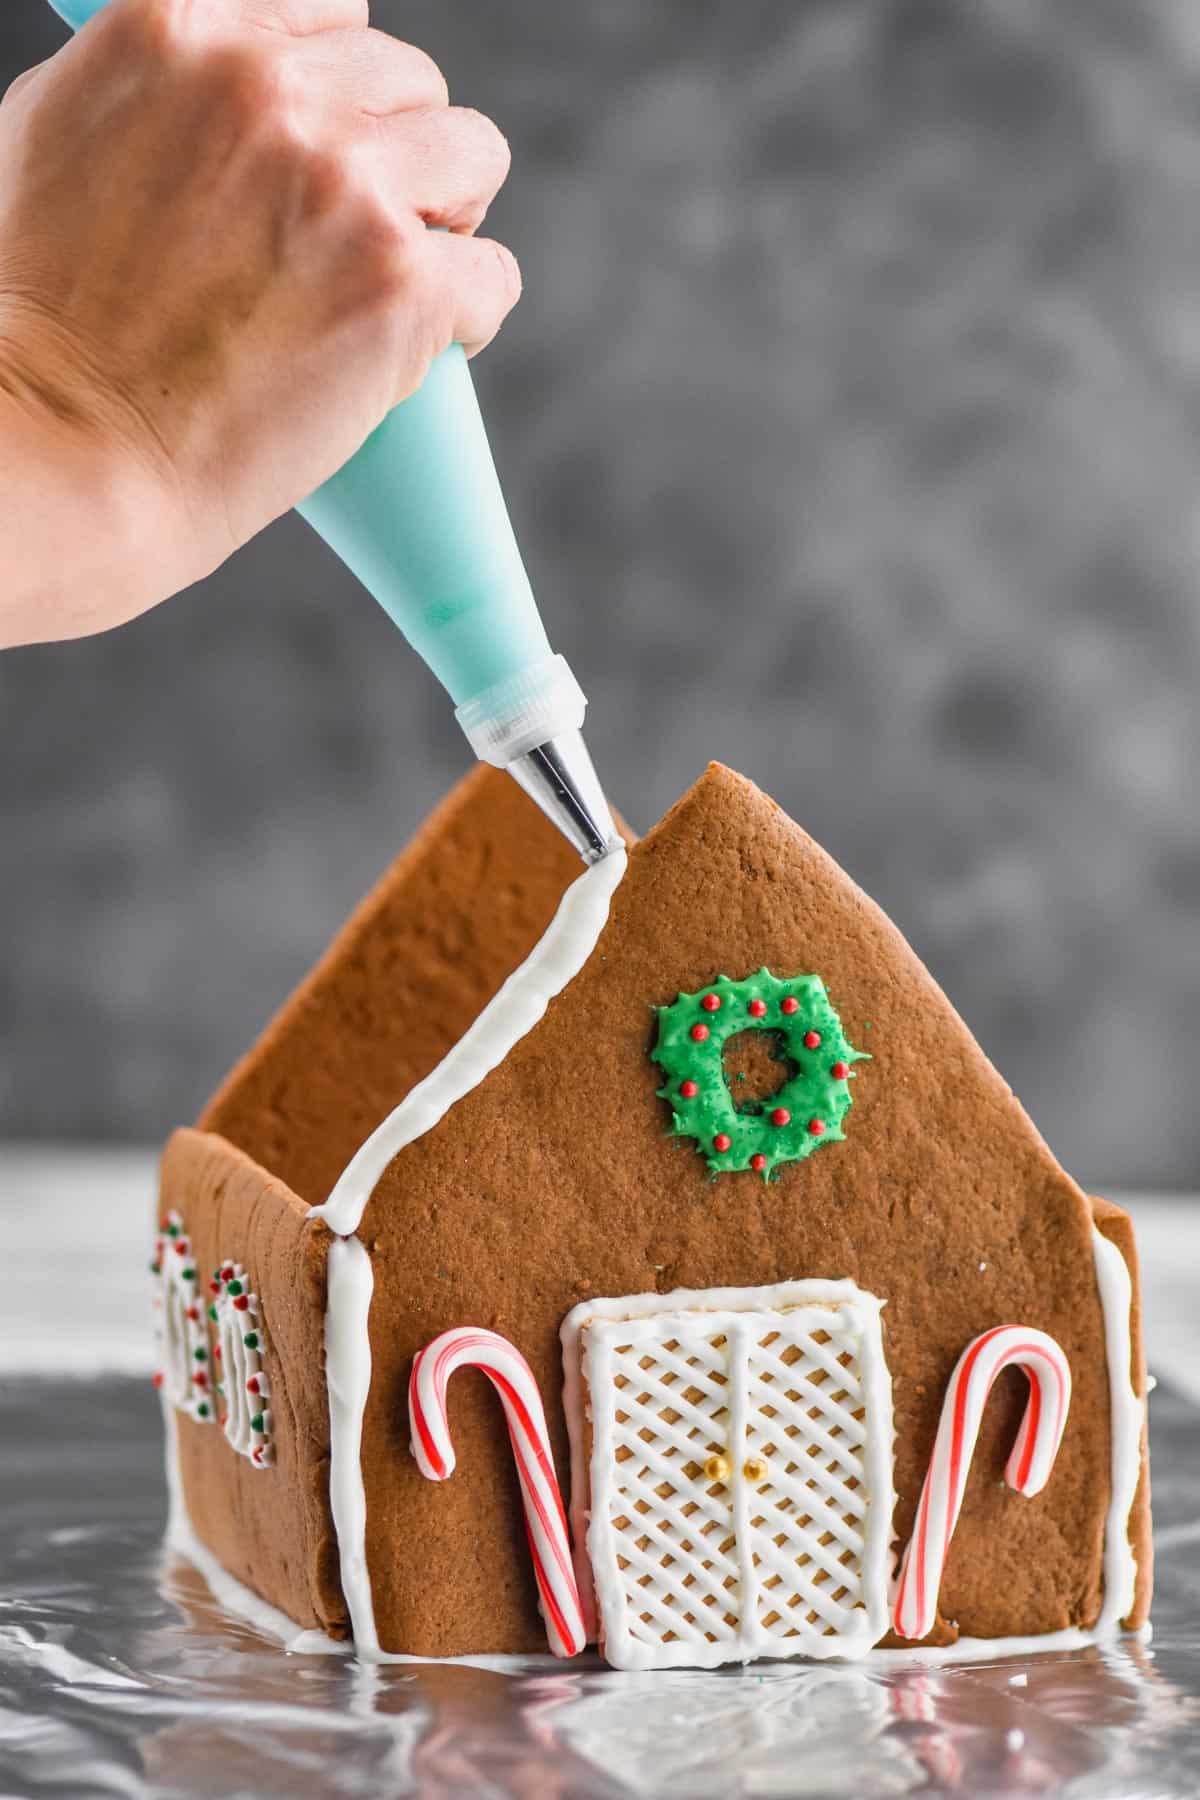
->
[0,0,521,644]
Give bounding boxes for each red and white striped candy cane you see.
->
[893,1324,1072,1641]
[409,1327,586,1659]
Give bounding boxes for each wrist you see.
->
[0,320,195,645]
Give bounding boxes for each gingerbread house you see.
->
[155,762,1150,1668]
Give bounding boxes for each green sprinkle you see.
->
[194,1347,207,1361]
[226,1279,243,1297]
[243,1331,259,1350]
[196,1403,210,1419]
[208,1305,218,1322]
[166,1223,180,1238]
[182,1268,196,1282]
[149,1261,161,1276]
[250,1413,265,1433]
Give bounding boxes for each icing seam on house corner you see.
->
[1091,1225,1143,1631]
[312,849,628,1659]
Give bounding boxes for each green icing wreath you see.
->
[652,969,867,1178]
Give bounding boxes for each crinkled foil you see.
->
[2,1377,1198,1799]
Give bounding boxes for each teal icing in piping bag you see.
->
[49,0,617,863]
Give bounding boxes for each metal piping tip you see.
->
[506,730,619,865]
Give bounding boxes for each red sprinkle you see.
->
[221,1265,234,1282]
[701,993,722,1012]
[193,1371,208,1389]
[832,1061,850,1080]
[748,998,767,1018]
[804,1030,822,1049]
[174,1241,188,1256]
[151,1372,164,1390]
[209,1280,221,1295]
[213,1345,221,1359]
[186,1306,199,1322]
[690,1022,710,1042]
[781,997,800,1015]
[680,1079,699,1099]
[247,1377,260,1395]
[713,1133,732,1153]
[233,1294,249,1312]
[809,1118,826,1137]
[750,1153,768,1172]
[771,1107,791,1127]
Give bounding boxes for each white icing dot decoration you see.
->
[564,1280,895,1672]
[151,1211,213,1424]
[212,1262,273,1469]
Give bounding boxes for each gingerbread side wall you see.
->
[1090,1194,1153,1630]
[201,766,595,1207]
[159,1128,344,1637]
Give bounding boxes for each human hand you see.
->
[0,0,520,643]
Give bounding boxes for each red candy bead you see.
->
[750,1153,767,1172]
[247,1377,260,1395]
[771,1107,791,1127]
[690,1022,710,1042]
[701,993,721,1012]
[748,998,767,1018]
[221,1265,234,1282]
[174,1241,188,1256]
[186,1306,199,1322]
[209,1280,221,1295]
[832,1061,850,1080]
[680,1079,699,1099]
[781,997,799,1015]
[713,1133,732,1153]
[809,1118,826,1137]
[233,1294,249,1312]
[193,1371,208,1388]
[151,1372,163,1390]
[804,1030,822,1049]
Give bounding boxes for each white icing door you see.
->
[576,1283,894,1672]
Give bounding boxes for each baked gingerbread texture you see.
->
[157,761,1151,1667]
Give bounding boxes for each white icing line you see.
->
[325,1235,379,1657]
[310,846,628,1660]
[1092,1225,1144,1631]
[312,847,628,1238]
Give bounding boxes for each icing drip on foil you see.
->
[1092,1226,1144,1631]
[312,847,628,1238]
[312,848,628,1660]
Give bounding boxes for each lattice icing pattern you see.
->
[567,1281,895,1671]
[210,1262,273,1468]
[151,1211,214,1424]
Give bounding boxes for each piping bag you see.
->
[49,0,618,866]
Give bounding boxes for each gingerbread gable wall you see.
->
[347,763,1138,1656]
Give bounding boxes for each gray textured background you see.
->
[1,0,1198,1188]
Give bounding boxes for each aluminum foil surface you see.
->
[2,1376,1198,1799]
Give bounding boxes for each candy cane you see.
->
[893,1324,1072,1641]
[409,1327,586,1658]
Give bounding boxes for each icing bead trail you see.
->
[312,847,627,1238]
[410,1327,586,1659]
[892,1325,1072,1642]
